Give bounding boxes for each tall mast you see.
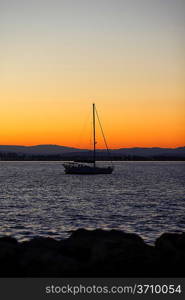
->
[93,103,96,167]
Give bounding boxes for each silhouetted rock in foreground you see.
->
[0,229,185,277]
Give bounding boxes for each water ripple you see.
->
[0,161,184,243]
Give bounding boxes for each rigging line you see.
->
[95,107,113,166]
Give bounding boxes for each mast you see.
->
[93,103,96,167]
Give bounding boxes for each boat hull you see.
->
[63,164,113,174]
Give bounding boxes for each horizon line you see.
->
[0,144,184,150]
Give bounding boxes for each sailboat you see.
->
[63,103,114,174]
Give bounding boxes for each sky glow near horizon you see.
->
[0,0,185,148]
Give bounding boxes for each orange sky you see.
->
[1,0,185,149]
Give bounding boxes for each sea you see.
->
[0,161,184,244]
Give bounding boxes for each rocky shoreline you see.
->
[0,229,185,277]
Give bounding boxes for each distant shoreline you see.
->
[0,156,185,161]
[0,159,185,161]
[0,144,185,161]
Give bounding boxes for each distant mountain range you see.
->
[0,144,185,160]
[0,144,80,155]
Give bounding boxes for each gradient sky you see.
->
[1,0,185,148]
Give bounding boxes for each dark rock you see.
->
[0,230,184,277]
[0,237,20,276]
[88,231,159,276]
[59,229,145,263]
[155,232,185,276]
[19,247,80,276]
[21,236,59,250]
[156,233,185,252]
[0,236,18,245]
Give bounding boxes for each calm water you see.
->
[0,161,184,244]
